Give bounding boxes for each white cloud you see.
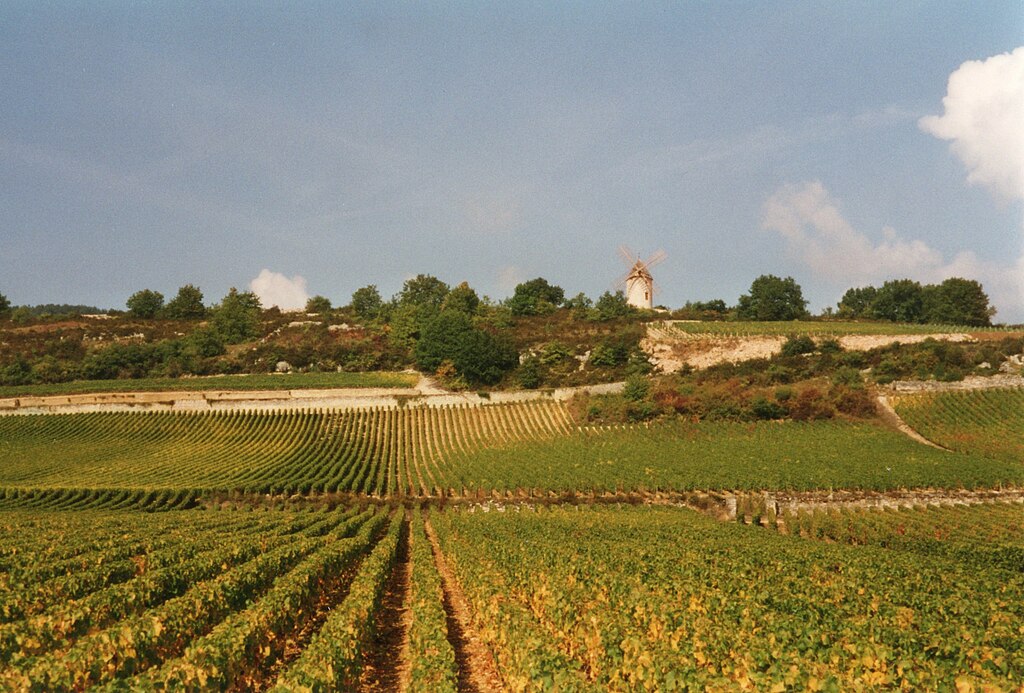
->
[249,269,310,311]
[919,47,1024,202]
[761,181,1022,320]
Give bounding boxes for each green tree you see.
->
[163,284,207,319]
[441,281,480,315]
[126,289,165,319]
[736,275,809,321]
[211,288,262,343]
[564,292,593,317]
[507,278,564,316]
[593,290,634,321]
[871,279,926,323]
[836,286,877,318]
[350,285,383,321]
[397,275,449,310]
[415,310,518,385]
[925,277,994,326]
[0,292,10,319]
[305,295,332,314]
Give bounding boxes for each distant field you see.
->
[1,403,1019,502]
[894,387,1024,464]
[449,418,1023,493]
[0,371,418,398]
[664,320,1010,337]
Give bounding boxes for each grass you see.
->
[664,320,1013,337]
[0,371,418,398]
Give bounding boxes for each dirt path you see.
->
[875,395,948,451]
[424,515,505,693]
[360,517,414,692]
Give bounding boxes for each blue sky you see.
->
[2,3,1022,320]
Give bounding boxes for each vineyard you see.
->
[0,370,418,399]
[893,387,1024,463]
[431,504,1024,690]
[1,403,1020,506]
[1,502,1020,690]
[2,386,1022,689]
[773,502,1024,572]
[0,401,573,500]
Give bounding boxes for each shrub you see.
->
[831,366,863,388]
[830,385,876,418]
[819,338,843,354]
[751,396,787,420]
[781,334,816,357]
[517,357,542,389]
[786,387,835,421]
[623,374,650,402]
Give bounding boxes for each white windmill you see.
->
[615,246,667,310]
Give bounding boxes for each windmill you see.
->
[615,245,667,310]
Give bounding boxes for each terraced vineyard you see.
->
[432,504,1024,690]
[893,387,1024,463]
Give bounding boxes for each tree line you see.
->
[0,272,1001,389]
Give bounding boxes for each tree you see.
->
[925,277,994,326]
[211,288,262,343]
[415,310,518,385]
[736,275,809,321]
[163,284,207,319]
[564,292,593,316]
[441,282,480,315]
[0,292,10,319]
[507,278,564,316]
[350,285,383,321]
[126,289,165,319]
[592,290,634,321]
[871,279,926,323]
[397,275,449,310]
[836,286,877,319]
[305,295,332,314]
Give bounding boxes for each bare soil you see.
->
[641,327,975,374]
[424,515,505,693]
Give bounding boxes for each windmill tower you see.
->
[616,246,666,310]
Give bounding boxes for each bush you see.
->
[830,385,876,418]
[831,366,863,388]
[781,335,816,357]
[786,387,835,421]
[623,374,650,402]
[517,357,542,389]
[819,338,843,354]
[751,396,787,420]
